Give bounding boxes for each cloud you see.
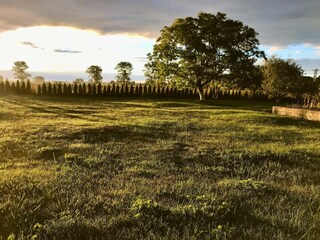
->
[21,41,39,49]
[268,46,286,53]
[54,49,82,54]
[315,46,320,56]
[0,0,319,47]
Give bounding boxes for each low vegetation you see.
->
[0,95,319,239]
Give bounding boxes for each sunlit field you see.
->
[0,95,319,239]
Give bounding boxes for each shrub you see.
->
[262,56,304,100]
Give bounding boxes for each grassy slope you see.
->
[0,95,319,239]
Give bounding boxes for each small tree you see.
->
[86,65,103,84]
[261,57,304,100]
[12,61,31,82]
[115,61,133,84]
[33,76,45,84]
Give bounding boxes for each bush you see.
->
[262,57,304,100]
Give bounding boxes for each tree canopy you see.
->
[12,61,31,82]
[86,65,103,84]
[145,12,265,100]
[261,56,304,99]
[115,61,133,84]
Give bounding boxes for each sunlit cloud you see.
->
[315,46,320,56]
[268,46,285,53]
[0,26,155,77]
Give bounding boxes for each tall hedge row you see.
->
[0,80,269,101]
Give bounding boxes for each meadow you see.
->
[0,95,319,239]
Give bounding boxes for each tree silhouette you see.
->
[115,61,133,84]
[86,65,103,84]
[12,61,31,82]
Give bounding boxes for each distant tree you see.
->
[12,61,31,82]
[73,78,85,84]
[115,61,133,84]
[261,57,304,100]
[32,76,45,84]
[144,53,167,87]
[86,65,103,84]
[145,12,264,100]
[0,75,3,82]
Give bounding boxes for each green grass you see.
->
[0,95,319,240]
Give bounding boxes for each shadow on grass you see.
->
[263,115,320,129]
[59,124,176,144]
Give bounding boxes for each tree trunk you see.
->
[198,86,205,101]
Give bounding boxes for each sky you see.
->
[0,0,320,81]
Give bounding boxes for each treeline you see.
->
[0,79,269,101]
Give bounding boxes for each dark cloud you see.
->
[21,41,39,49]
[54,49,82,54]
[0,0,320,46]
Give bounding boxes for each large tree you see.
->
[145,12,265,100]
[115,61,133,84]
[12,61,31,82]
[86,65,103,84]
[261,56,304,100]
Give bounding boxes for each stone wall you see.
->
[272,106,320,121]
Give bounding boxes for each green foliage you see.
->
[115,61,133,84]
[229,65,264,90]
[145,12,264,100]
[295,76,320,99]
[86,65,103,84]
[262,56,305,99]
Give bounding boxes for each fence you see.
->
[0,80,269,101]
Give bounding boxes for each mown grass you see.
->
[0,95,319,240]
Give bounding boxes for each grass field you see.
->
[0,95,319,239]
